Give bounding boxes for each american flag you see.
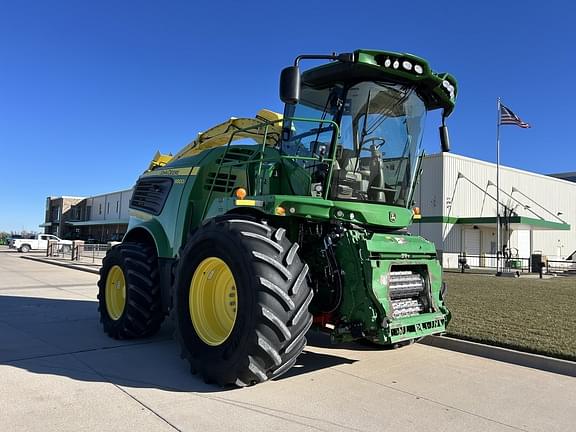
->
[500,104,531,128]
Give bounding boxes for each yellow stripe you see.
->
[142,167,193,177]
[235,200,257,206]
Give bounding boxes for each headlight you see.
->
[442,80,456,99]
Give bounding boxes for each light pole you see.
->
[496,98,502,275]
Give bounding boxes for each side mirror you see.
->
[439,125,450,152]
[280,66,301,104]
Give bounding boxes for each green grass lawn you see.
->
[443,272,576,361]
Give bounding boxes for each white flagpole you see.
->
[496,97,501,275]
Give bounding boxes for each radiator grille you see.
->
[130,177,173,215]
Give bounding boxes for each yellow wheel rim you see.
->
[189,257,237,346]
[105,265,126,320]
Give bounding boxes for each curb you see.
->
[21,255,100,275]
[421,335,576,378]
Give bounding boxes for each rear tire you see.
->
[97,242,165,339]
[174,216,313,387]
[19,244,31,253]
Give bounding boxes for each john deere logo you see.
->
[389,211,397,222]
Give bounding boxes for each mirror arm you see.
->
[439,110,451,153]
[294,52,355,67]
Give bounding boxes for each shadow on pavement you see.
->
[305,329,408,352]
[0,295,356,393]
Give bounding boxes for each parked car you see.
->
[10,234,73,253]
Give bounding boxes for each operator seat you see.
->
[338,149,361,182]
[334,149,369,198]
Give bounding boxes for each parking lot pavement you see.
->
[1,249,575,432]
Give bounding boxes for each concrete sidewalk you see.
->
[21,253,101,274]
[1,250,575,431]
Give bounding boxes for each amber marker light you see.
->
[413,207,422,219]
[235,188,247,199]
[275,206,286,216]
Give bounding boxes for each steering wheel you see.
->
[361,136,386,151]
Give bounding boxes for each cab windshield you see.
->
[281,81,427,207]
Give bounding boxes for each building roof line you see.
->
[80,188,133,200]
[428,152,576,187]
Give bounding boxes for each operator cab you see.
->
[281,80,426,207]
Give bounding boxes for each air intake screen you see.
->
[130,177,173,215]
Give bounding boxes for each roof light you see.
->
[441,80,456,99]
[393,60,400,69]
[414,65,423,74]
[384,58,392,67]
[402,61,413,71]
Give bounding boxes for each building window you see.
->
[99,204,102,215]
[51,206,60,221]
[107,202,110,214]
[116,201,119,213]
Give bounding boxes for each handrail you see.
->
[200,116,340,220]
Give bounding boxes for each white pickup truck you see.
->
[10,234,72,253]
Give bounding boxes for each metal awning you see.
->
[66,219,129,226]
[417,216,570,231]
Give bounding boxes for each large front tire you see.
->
[97,242,165,339]
[174,217,313,387]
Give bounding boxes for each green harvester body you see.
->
[124,49,456,347]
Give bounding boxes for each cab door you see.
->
[38,235,50,250]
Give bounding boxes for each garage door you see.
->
[464,229,480,267]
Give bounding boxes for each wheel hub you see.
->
[105,265,126,320]
[189,257,237,346]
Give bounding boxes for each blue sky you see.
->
[1,1,574,232]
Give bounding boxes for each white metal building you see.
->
[410,153,575,268]
[42,189,133,241]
